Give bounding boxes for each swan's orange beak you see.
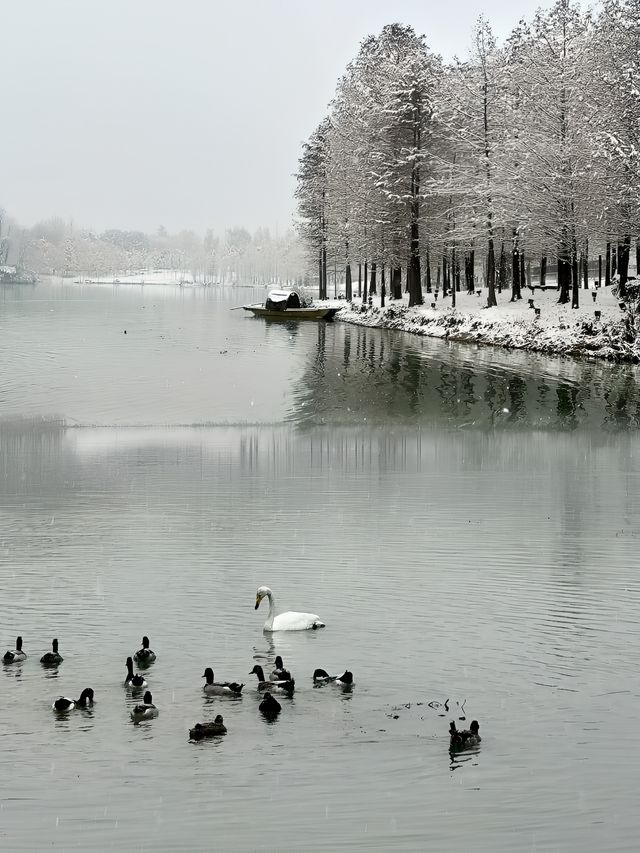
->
[255,596,261,610]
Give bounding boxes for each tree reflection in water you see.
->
[291,322,640,431]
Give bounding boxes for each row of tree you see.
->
[0,211,305,284]
[295,0,640,309]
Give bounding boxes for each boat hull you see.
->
[243,305,339,321]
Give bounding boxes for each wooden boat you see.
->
[243,289,339,321]
[244,304,339,320]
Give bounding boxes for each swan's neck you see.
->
[265,591,278,627]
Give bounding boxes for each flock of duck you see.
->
[2,585,481,750]
[2,633,353,735]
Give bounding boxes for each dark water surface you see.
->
[1,280,639,851]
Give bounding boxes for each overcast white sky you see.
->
[1,0,564,235]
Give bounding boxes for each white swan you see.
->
[255,586,325,632]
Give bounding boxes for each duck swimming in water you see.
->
[130,691,159,722]
[202,667,243,696]
[255,586,325,632]
[52,688,94,712]
[40,638,63,666]
[189,715,227,739]
[312,668,353,687]
[259,691,281,718]
[249,664,295,695]
[124,657,147,689]
[270,655,292,681]
[133,636,156,665]
[449,720,481,751]
[3,636,26,664]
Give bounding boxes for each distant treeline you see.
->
[0,212,305,283]
[295,1,640,308]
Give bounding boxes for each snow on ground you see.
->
[76,270,199,285]
[331,285,640,363]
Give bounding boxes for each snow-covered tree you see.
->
[435,17,507,306]
[588,0,640,294]
[296,25,440,306]
[501,1,592,306]
[295,119,331,298]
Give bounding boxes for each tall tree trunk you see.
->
[321,245,327,300]
[358,262,362,298]
[486,239,497,307]
[598,254,602,287]
[408,229,422,305]
[540,255,547,288]
[425,250,432,293]
[498,242,506,293]
[481,46,496,309]
[558,257,570,303]
[619,235,631,295]
[612,244,617,277]
[442,254,448,297]
[578,253,583,290]
[318,250,322,295]
[345,263,352,301]
[391,267,402,299]
[407,89,423,308]
[558,245,570,304]
[605,242,611,287]
[571,250,579,308]
[582,239,589,288]
[370,262,377,296]
[636,240,640,277]
[363,261,368,304]
[451,246,456,308]
[520,251,526,292]
[511,232,522,301]
[381,265,386,308]
[466,251,475,293]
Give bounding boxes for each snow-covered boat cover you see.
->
[265,288,310,310]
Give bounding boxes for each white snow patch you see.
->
[330,286,640,363]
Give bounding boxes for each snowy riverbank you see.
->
[333,286,640,363]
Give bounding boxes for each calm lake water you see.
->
[1,279,640,851]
